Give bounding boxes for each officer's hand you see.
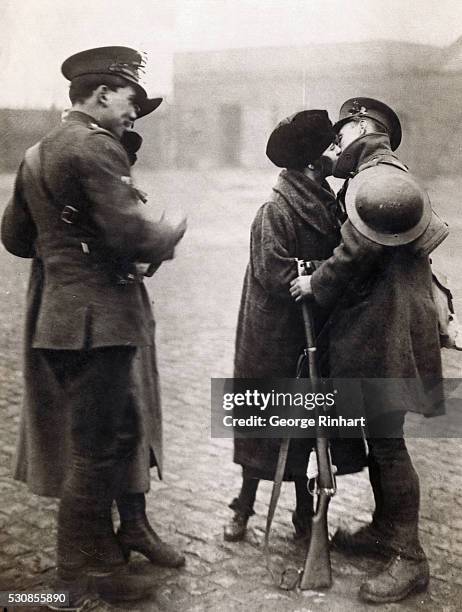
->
[289,276,313,302]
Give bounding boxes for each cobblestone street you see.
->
[1,169,462,611]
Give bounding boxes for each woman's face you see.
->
[322,141,341,163]
[318,141,341,177]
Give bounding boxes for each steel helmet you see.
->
[345,165,432,246]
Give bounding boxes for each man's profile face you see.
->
[337,121,362,152]
[99,85,139,138]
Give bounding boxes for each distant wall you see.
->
[2,69,461,177]
[172,68,462,178]
[0,109,61,172]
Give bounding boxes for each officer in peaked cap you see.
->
[334,97,402,151]
[290,97,447,603]
[61,45,163,117]
[1,46,186,606]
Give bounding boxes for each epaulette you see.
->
[360,156,408,173]
[377,159,408,172]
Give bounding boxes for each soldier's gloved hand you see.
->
[289,275,313,302]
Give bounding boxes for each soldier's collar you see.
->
[333,133,393,179]
[63,110,100,127]
[63,111,118,140]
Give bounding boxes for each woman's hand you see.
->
[289,276,313,302]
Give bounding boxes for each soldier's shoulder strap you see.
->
[359,155,408,173]
[24,141,81,226]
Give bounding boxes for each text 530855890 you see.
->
[0,591,69,606]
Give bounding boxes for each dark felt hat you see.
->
[333,97,402,150]
[61,46,162,117]
[266,110,335,169]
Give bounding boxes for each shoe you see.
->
[117,517,185,568]
[331,523,393,558]
[223,512,248,542]
[94,565,155,603]
[50,566,155,608]
[359,554,430,603]
[292,510,312,541]
[47,574,95,611]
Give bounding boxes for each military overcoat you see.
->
[311,137,443,421]
[1,111,180,496]
[233,169,340,479]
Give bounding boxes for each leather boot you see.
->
[117,517,185,567]
[223,511,249,542]
[47,573,95,611]
[117,493,185,568]
[94,565,156,603]
[224,478,258,542]
[57,503,126,580]
[359,554,430,603]
[48,565,155,610]
[331,523,394,558]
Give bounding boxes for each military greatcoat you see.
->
[1,111,180,496]
[310,135,443,420]
[233,169,340,480]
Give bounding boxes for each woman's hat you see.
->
[266,109,335,169]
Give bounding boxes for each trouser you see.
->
[229,467,313,518]
[367,410,425,561]
[41,347,138,579]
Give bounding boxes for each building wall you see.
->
[171,67,462,177]
[1,61,461,178]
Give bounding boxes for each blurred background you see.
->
[1,0,462,176]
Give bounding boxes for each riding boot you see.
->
[116,492,185,567]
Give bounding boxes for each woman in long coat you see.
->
[224,110,341,541]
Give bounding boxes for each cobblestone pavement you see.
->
[1,170,462,611]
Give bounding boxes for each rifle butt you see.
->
[299,494,332,590]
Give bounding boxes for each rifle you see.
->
[297,259,336,591]
[264,260,336,591]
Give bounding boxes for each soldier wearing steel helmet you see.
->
[290,97,446,603]
[1,46,186,607]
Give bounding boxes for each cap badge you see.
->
[349,100,367,115]
[108,56,146,81]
